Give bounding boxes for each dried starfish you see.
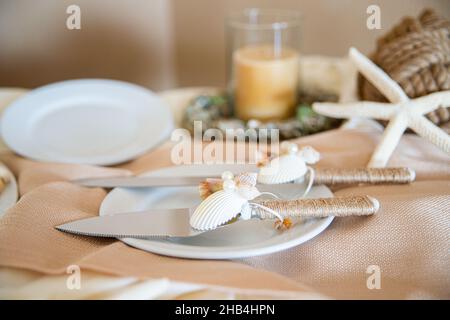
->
[313,47,450,167]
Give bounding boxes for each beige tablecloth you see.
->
[0,126,449,299]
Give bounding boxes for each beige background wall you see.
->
[0,0,175,90]
[0,0,449,90]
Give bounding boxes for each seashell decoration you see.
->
[190,189,249,231]
[198,178,223,200]
[198,172,259,200]
[257,142,320,185]
[191,169,380,231]
[191,171,263,231]
[298,146,321,165]
[235,171,257,187]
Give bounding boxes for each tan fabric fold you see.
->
[0,153,131,196]
[243,181,450,299]
[0,128,449,299]
[0,181,306,293]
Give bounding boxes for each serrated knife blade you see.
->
[56,208,204,238]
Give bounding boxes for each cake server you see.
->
[56,195,379,239]
[73,167,415,188]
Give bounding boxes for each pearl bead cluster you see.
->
[221,171,236,191]
[280,141,299,155]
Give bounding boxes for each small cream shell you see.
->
[298,146,320,164]
[235,172,257,187]
[257,154,307,184]
[190,190,247,231]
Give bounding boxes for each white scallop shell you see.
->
[190,190,247,231]
[257,153,308,184]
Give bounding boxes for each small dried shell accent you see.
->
[274,217,294,230]
[235,172,257,187]
[257,142,320,184]
[198,178,222,200]
[255,150,272,168]
[198,172,258,200]
[191,172,261,231]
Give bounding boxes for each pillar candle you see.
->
[233,44,299,121]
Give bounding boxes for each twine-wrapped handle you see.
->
[313,167,415,185]
[254,195,379,218]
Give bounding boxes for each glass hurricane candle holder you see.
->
[227,9,301,121]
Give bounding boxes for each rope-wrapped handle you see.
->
[313,167,415,185]
[254,195,379,218]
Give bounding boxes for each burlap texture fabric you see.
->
[0,128,449,299]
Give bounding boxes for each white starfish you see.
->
[313,47,450,168]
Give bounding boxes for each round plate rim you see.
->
[100,165,334,259]
[0,79,174,166]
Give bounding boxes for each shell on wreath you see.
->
[191,172,261,230]
[257,143,320,184]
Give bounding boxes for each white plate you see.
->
[1,79,173,165]
[0,162,18,217]
[100,164,334,259]
[0,88,28,152]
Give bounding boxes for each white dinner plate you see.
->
[0,88,28,152]
[100,164,334,259]
[1,79,174,165]
[0,162,18,217]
